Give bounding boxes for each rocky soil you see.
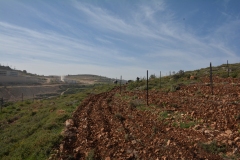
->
[56,77,240,160]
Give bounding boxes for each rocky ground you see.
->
[55,77,240,160]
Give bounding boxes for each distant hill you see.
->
[0,65,125,85]
[0,65,13,71]
[64,74,126,84]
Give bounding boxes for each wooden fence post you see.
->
[120,75,122,94]
[22,93,23,102]
[160,71,161,89]
[0,97,3,112]
[210,62,213,95]
[227,60,229,77]
[147,70,149,106]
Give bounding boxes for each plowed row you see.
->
[57,77,240,160]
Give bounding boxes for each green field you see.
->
[0,84,115,160]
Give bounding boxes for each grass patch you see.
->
[179,121,196,128]
[200,141,226,154]
[130,99,144,109]
[0,84,112,160]
[114,113,125,122]
[86,149,95,160]
[158,111,170,121]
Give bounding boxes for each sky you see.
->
[0,0,239,80]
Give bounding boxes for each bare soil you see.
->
[57,77,240,159]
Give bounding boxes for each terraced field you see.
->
[55,76,240,160]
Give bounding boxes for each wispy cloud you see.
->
[0,0,239,79]
[0,21,134,66]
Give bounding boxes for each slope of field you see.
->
[0,84,115,160]
[57,76,240,159]
[0,85,62,101]
[64,75,118,84]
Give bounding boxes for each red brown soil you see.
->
[57,77,240,160]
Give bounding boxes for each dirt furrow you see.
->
[58,77,240,159]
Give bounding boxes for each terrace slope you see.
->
[56,76,240,159]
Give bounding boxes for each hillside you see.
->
[0,65,122,86]
[0,62,239,160]
[57,76,240,159]
[0,84,115,160]
[0,65,121,102]
[64,74,123,84]
[0,66,13,71]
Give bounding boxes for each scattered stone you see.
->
[228,140,233,146]
[193,125,200,130]
[166,128,171,131]
[105,157,111,160]
[225,130,232,135]
[59,144,64,153]
[132,140,137,144]
[234,137,240,142]
[65,119,74,128]
[167,140,170,146]
[233,148,238,154]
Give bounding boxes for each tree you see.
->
[149,74,156,79]
[172,70,184,80]
[178,70,184,75]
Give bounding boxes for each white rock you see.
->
[65,119,74,128]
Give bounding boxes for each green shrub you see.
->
[130,99,144,109]
[86,149,95,160]
[172,122,178,127]
[220,72,228,78]
[25,100,32,105]
[179,121,196,128]
[115,113,125,122]
[159,111,169,120]
[231,72,238,78]
[200,141,226,154]
[3,102,14,107]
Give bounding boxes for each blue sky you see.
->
[0,0,239,80]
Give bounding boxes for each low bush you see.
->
[200,141,226,154]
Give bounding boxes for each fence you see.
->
[0,61,238,108]
[115,62,233,105]
[0,97,3,112]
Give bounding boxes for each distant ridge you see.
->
[0,65,13,71]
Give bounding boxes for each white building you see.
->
[0,70,19,77]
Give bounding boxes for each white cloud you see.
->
[0,0,239,79]
[0,21,134,66]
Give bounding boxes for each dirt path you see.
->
[61,88,70,96]
[58,77,240,159]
